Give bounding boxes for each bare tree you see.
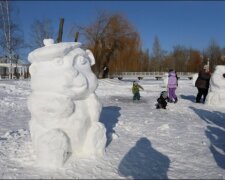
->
[187,49,202,72]
[30,18,54,48]
[206,39,222,71]
[0,0,25,78]
[151,36,165,71]
[71,11,141,77]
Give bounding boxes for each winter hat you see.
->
[161,91,168,99]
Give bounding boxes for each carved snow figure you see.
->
[27,39,106,168]
[205,65,225,106]
[162,73,168,87]
[192,73,198,86]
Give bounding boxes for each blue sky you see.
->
[15,1,225,59]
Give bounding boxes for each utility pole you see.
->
[74,32,79,42]
[57,18,64,43]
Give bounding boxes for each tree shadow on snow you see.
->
[180,94,196,103]
[190,106,225,169]
[100,106,121,147]
[118,137,170,179]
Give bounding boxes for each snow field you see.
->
[0,78,225,178]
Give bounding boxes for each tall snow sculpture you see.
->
[192,73,198,86]
[162,73,168,87]
[27,39,106,168]
[205,65,225,106]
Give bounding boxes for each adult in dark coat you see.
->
[195,65,211,103]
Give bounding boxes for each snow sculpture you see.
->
[205,65,225,106]
[162,73,168,87]
[27,39,106,168]
[192,73,198,86]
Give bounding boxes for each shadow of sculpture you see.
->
[190,106,225,169]
[100,106,121,147]
[118,137,170,179]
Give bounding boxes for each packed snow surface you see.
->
[0,78,225,179]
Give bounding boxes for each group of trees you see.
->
[1,1,225,78]
[148,38,225,74]
[70,12,225,77]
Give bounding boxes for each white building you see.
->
[0,56,30,79]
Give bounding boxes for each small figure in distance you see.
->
[132,81,144,101]
[167,69,178,103]
[156,91,168,109]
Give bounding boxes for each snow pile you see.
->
[205,65,225,106]
[27,39,106,168]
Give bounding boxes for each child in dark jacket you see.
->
[156,91,168,109]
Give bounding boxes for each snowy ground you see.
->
[0,78,225,179]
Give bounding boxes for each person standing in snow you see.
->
[132,81,144,101]
[195,64,211,103]
[167,69,178,103]
[102,65,109,78]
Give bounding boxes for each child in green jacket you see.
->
[132,81,144,100]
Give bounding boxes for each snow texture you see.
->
[206,65,225,106]
[1,70,225,178]
[27,39,106,168]
[0,68,225,179]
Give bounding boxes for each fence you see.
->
[111,72,195,80]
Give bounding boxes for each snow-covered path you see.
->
[0,79,225,179]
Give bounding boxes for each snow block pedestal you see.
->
[27,39,106,168]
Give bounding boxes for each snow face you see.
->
[27,39,106,168]
[205,65,225,106]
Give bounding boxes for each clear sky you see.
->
[14,1,225,59]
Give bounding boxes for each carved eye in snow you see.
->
[223,73,225,78]
[77,56,88,65]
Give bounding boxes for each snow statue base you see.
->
[27,39,106,168]
[205,65,225,106]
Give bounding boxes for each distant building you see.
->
[0,56,30,79]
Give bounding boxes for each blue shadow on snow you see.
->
[180,94,196,103]
[100,106,121,147]
[118,137,170,179]
[190,106,225,169]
